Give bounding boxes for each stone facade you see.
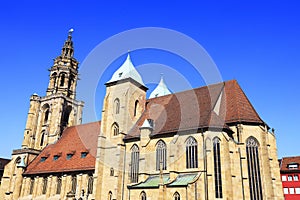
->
[0,31,284,200]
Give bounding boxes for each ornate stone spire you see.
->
[61,28,74,58]
[149,75,171,98]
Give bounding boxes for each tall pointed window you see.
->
[56,176,62,194]
[186,137,198,168]
[114,98,120,114]
[213,137,223,198]
[87,175,93,194]
[29,177,34,195]
[156,140,167,170]
[108,191,112,200]
[40,131,45,147]
[140,191,146,200]
[112,123,119,136]
[71,175,77,193]
[60,73,66,86]
[246,137,263,200]
[134,100,139,117]
[130,145,139,183]
[42,177,47,194]
[174,192,180,200]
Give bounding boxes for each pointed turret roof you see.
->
[107,53,145,86]
[61,28,74,58]
[149,76,172,98]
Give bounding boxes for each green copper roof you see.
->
[128,173,200,189]
[129,174,170,188]
[168,173,200,187]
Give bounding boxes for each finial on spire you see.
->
[68,28,74,36]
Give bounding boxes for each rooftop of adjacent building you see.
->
[279,156,300,172]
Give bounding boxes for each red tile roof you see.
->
[24,121,100,175]
[280,156,300,172]
[125,80,264,140]
[0,158,11,170]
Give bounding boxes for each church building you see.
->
[0,31,284,200]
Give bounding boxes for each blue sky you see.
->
[0,0,299,158]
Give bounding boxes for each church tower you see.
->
[22,29,84,150]
[0,29,84,200]
[101,53,147,141]
[94,53,148,199]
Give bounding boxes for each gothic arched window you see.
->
[174,192,180,200]
[213,137,223,198]
[42,177,47,194]
[51,72,57,87]
[114,98,120,114]
[87,175,93,194]
[108,191,112,200]
[62,106,72,130]
[130,145,139,183]
[156,140,167,171]
[112,123,119,136]
[44,109,49,124]
[186,136,198,168]
[29,177,34,195]
[40,131,45,147]
[246,137,263,200]
[110,168,114,176]
[140,191,146,200]
[60,73,66,87]
[134,100,139,117]
[71,175,77,193]
[42,104,50,124]
[56,176,62,194]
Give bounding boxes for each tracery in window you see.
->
[112,123,119,136]
[130,145,139,183]
[246,137,263,200]
[186,136,198,168]
[156,140,167,171]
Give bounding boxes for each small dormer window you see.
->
[119,72,123,77]
[288,163,299,169]
[53,155,60,161]
[67,154,73,160]
[81,152,88,158]
[40,157,47,162]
